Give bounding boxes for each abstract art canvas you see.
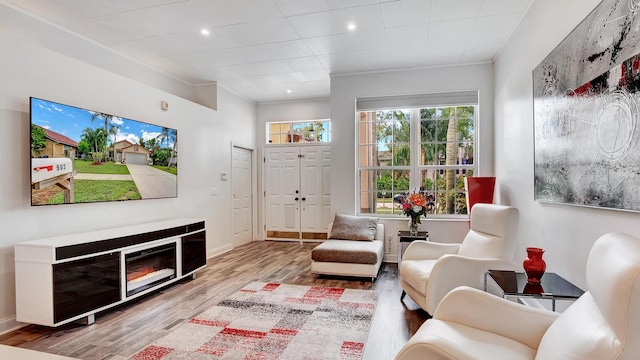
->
[533,0,640,211]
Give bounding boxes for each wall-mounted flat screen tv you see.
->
[30,97,177,206]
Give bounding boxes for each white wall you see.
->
[0,33,256,333]
[256,99,331,144]
[0,3,197,102]
[330,64,494,260]
[255,99,330,239]
[493,0,640,289]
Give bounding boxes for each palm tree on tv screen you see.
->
[90,112,116,162]
[162,127,177,169]
[81,127,108,163]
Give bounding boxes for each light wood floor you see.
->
[0,241,429,359]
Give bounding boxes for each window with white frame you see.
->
[266,120,331,144]
[357,92,477,216]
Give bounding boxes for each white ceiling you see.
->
[3,0,533,103]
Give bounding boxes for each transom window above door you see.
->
[357,92,478,216]
[266,120,331,144]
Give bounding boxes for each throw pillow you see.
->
[328,214,379,241]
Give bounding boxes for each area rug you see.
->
[130,282,378,360]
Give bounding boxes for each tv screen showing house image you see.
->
[30,97,177,206]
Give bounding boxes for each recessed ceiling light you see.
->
[286,89,293,94]
[200,28,210,36]
[347,23,356,31]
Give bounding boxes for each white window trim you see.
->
[265,119,331,145]
[356,101,478,218]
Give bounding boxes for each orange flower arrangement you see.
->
[407,193,426,207]
[399,191,435,224]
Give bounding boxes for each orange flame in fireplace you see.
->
[127,267,155,282]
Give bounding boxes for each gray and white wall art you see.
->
[533,0,640,211]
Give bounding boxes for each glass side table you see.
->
[397,230,429,264]
[484,270,584,311]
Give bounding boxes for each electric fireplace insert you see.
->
[124,242,176,297]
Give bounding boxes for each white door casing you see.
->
[232,146,253,247]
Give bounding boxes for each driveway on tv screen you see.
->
[125,164,177,199]
[74,164,176,199]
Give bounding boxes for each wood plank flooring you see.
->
[0,241,430,360]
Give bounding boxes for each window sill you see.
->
[360,215,470,222]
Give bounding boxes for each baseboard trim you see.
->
[207,243,234,259]
[0,317,25,336]
[264,238,323,243]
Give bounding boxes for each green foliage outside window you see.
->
[359,105,476,216]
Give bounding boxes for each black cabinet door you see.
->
[182,231,206,275]
[53,253,121,323]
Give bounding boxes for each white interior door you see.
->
[265,147,300,236]
[232,146,253,247]
[264,145,331,240]
[300,146,331,233]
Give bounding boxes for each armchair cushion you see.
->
[457,231,504,258]
[434,287,559,349]
[425,256,516,315]
[399,320,536,360]
[402,241,460,261]
[457,203,518,259]
[535,294,620,360]
[328,214,379,241]
[311,239,382,265]
[399,259,438,295]
[469,203,513,238]
[395,287,559,360]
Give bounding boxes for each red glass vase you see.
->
[523,247,546,283]
[523,282,544,294]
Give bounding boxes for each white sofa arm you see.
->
[402,241,460,261]
[424,255,517,313]
[434,286,560,349]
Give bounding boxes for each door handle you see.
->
[295,197,299,201]
[301,197,306,201]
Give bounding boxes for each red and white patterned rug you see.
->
[130,282,378,360]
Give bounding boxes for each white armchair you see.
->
[395,232,640,360]
[399,203,518,315]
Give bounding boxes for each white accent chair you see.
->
[395,232,640,360]
[399,203,518,315]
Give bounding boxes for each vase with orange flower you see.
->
[399,191,435,236]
